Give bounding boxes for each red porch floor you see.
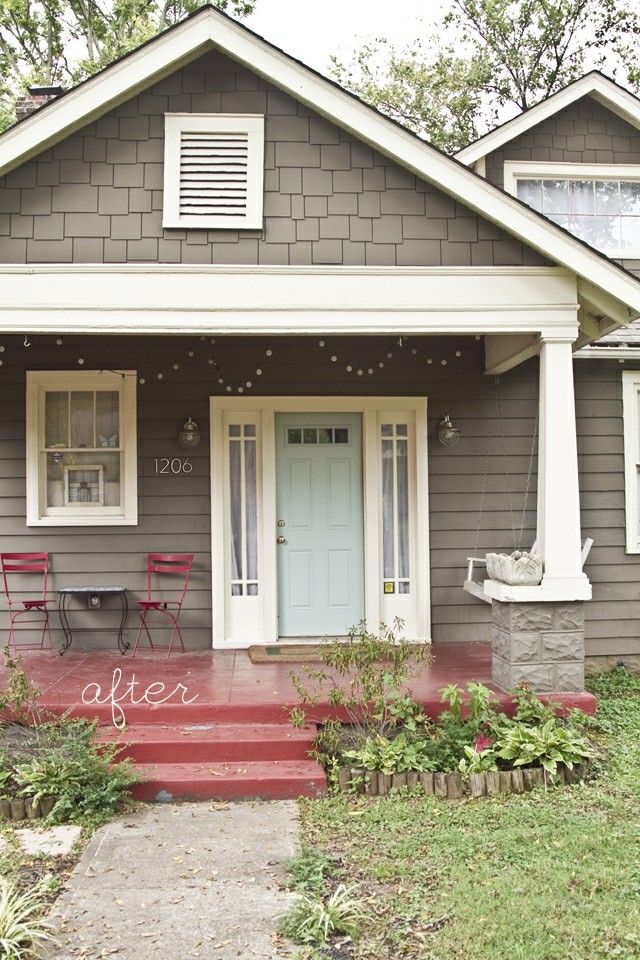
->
[1,642,595,725]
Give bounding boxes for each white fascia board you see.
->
[1,11,640,317]
[0,264,580,336]
[575,346,640,359]
[456,73,640,166]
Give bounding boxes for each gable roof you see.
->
[2,7,640,323]
[456,71,640,167]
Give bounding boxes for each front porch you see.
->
[2,644,595,725]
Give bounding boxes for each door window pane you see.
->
[228,423,259,597]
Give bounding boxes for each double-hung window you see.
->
[26,371,137,526]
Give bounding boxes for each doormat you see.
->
[248,644,327,664]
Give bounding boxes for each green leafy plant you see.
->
[0,876,56,959]
[494,717,594,775]
[0,752,13,799]
[289,620,431,742]
[344,731,436,775]
[279,884,365,946]
[14,737,137,825]
[509,686,560,726]
[458,745,498,777]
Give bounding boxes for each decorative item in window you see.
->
[438,414,461,447]
[63,465,104,506]
[178,417,201,449]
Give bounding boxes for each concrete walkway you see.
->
[48,802,298,959]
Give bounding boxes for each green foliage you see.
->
[279,883,365,946]
[495,717,594,775]
[0,0,258,124]
[344,731,436,775]
[332,0,640,152]
[14,735,137,825]
[289,620,431,741]
[0,876,56,959]
[288,847,340,898]
[0,647,43,724]
[510,685,559,725]
[458,745,498,776]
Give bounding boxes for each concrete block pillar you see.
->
[491,600,585,692]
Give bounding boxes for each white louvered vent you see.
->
[163,114,264,229]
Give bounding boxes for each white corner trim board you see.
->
[0,8,640,315]
[622,369,640,553]
[456,72,640,167]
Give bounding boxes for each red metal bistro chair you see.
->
[1,553,53,652]
[132,553,194,658]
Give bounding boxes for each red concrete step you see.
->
[131,760,327,801]
[99,722,317,763]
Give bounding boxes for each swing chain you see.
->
[474,376,538,557]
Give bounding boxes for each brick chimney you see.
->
[15,85,64,121]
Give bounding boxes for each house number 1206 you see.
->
[154,458,193,475]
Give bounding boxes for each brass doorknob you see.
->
[277,536,287,544]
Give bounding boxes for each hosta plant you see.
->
[343,731,435,775]
[494,717,594,774]
[0,877,56,959]
[458,745,498,776]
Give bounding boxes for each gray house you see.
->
[1,6,640,692]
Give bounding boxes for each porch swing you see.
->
[463,378,593,601]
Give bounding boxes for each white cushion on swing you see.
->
[485,545,543,586]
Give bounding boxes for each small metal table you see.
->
[58,586,129,655]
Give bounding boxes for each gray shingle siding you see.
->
[485,95,640,189]
[0,50,542,267]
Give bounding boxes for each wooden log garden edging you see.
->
[0,795,57,821]
[338,763,589,799]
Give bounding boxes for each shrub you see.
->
[279,884,365,946]
[0,877,56,959]
[494,717,594,775]
[289,619,431,741]
[14,734,137,825]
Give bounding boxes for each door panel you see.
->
[276,412,364,637]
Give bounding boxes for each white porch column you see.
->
[536,334,591,599]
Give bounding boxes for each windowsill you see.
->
[27,514,137,527]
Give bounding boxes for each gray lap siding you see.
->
[0,335,636,655]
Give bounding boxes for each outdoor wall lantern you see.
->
[178,417,201,449]
[438,414,461,447]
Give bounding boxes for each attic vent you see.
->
[179,130,249,220]
[163,114,264,230]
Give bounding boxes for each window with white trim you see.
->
[504,161,640,257]
[26,371,138,526]
[622,370,640,552]
[162,113,265,229]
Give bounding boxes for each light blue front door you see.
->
[275,413,365,637]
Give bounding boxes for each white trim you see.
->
[26,370,138,527]
[457,72,640,166]
[209,395,429,647]
[1,9,639,314]
[162,113,264,229]
[504,161,640,258]
[0,265,584,338]
[576,346,640,359]
[622,369,640,553]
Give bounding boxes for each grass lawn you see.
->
[293,670,640,960]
